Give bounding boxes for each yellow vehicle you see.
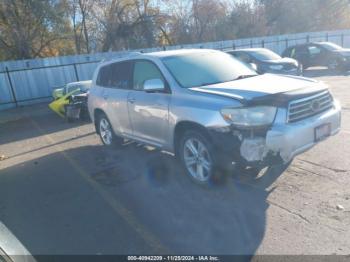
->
[49,80,91,119]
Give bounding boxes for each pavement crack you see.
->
[290,165,334,181]
[298,159,348,173]
[268,200,312,224]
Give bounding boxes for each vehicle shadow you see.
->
[0,143,288,259]
[0,110,90,146]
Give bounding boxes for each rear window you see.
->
[248,49,281,61]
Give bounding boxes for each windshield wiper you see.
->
[197,74,258,87]
[233,74,258,80]
[198,81,222,87]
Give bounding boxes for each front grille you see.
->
[287,91,333,123]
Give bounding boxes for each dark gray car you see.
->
[227,48,302,75]
[282,42,350,72]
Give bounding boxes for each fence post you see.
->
[250,40,253,48]
[285,38,288,48]
[341,33,344,47]
[5,66,18,107]
[326,33,329,42]
[306,35,310,43]
[73,64,79,81]
[232,43,236,50]
[261,40,265,48]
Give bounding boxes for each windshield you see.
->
[248,49,281,60]
[162,51,257,88]
[319,42,342,51]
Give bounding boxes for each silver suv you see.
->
[88,49,341,185]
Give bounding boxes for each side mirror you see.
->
[143,79,165,92]
[249,63,258,71]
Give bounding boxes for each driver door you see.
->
[127,60,171,147]
[307,45,322,67]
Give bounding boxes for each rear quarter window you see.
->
[96,65,111,87]
[96,61,133,89]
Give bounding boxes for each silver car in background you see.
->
[88,49,341,185]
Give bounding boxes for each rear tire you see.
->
[96,113,123,146]
[179,130,219,185]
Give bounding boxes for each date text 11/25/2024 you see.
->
[127,256,220,261]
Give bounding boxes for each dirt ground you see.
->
[0,68,349,258]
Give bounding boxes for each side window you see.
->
[96,61,133,89]
[308,46,321,55]
[109,61,133,89]
[96,65,111,87]
[133,61,164,91]
[298,46,309,56]
[235,53,251,63]
[241,53,252,63]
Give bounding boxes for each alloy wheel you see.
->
[99,118,113,145]
[183,138,212,182]
[328,60,339,70]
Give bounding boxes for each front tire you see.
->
[328,58,343,72]
[179,130,217,185]
[97,114,122,146]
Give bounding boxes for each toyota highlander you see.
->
[88,49,341,185]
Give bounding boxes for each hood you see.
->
[189,74,328,106]
[261,57,298,65]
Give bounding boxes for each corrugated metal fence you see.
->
[1,29,350,111]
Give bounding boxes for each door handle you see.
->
[128,98,136,104]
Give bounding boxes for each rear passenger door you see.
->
[295,46,310,67]
[307,45,322,67]
[98,61,133,136]
[127,60,171,147]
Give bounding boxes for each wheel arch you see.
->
[93,108,106,134]
[173,121,211,156]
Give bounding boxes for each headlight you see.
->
[221,106,277,127]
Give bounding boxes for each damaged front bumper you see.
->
[210,100,341,167]
[260,99,341,163]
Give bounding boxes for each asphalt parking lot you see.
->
[0,69,349,257]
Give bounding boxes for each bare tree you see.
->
[68,0,93,54]
[0,0,70,59]
[1,0,350,61]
